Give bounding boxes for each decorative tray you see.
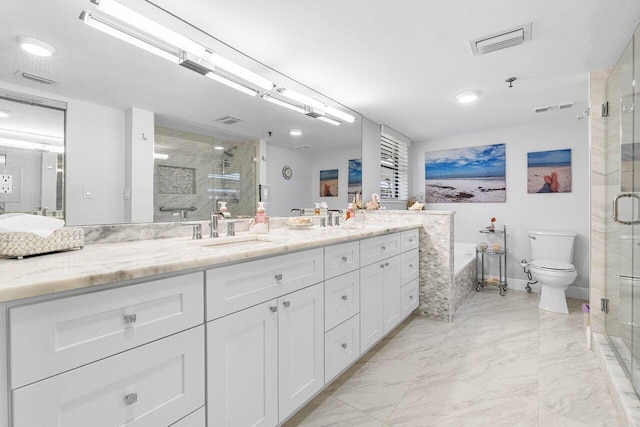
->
[0,227,84,259]
[285,222,314,230]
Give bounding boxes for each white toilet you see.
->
[528,229,577,314]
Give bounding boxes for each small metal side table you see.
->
[476,225,507,296]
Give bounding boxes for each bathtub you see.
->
[451,242,478,315]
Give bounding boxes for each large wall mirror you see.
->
[1,0,362,225]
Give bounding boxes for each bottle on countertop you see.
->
[345,203,355,222]
[250,202,269,233]
[314,203,321,215]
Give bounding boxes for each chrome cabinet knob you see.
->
[341,343,348,349]
[124,314,137,325]
[381,245,386,250]
[341,295,348,301]
[283,301,291,308]
[409,264,414,268]
[409,295,414,300]
[270,306,278,313]
[275,273,283,281]
[124,393,138,406]
[341,256,348,262]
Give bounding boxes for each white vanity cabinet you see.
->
[6,272,206,427]
[206,250,325,426]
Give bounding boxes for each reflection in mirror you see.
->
[2,0,361,225]
[153,125,258,221]
[0,92,65,218]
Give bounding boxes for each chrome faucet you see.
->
[327,209,343,226]
[290,208,302,215]
[210,213,219,238]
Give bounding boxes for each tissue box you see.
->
[0,227,84,259]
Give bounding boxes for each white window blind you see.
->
[380,125,409,201]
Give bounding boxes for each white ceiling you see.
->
[152,0,640,141]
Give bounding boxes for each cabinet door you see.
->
[278,283,324,423]
[207,301,278,427]
[360,262,384,353]
[382,255,402,333]
[12,326,205,427]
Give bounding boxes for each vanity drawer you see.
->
[324,270,360,331]
[10,272,203,389]
[360,233,401,267]
[324,241,360,279]
[325,314,360,383]
[401,229,419,252]
[401,249,419,285]
[12,325,205,427]
[207,248,323,320]
[401,278,419,319]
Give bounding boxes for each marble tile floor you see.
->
[285,290,621,427]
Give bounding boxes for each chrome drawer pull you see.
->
[283,301,291,308]
[124,393,138,406]
[409,295,414,300]
[342,295,348,301]
[270,306,278,313]
[341,343,348,349]
[385,262,389,267]
[381,246,386,250]
[409,264,414,268]
[275,273,283,281]
[124,314,137,325]
[341,256,348,262]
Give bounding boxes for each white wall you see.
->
[265,144,312,217]
[410,116,590,295]
[66,99,126,225]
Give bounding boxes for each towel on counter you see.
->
[0,213,65,238]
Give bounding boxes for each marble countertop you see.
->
[0,223,418,303]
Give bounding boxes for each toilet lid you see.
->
[531,259,576,272]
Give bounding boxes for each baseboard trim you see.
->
[506,278,589,300]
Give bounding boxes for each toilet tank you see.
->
[529,229,576,263]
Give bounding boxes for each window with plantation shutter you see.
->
[380,125,409,201]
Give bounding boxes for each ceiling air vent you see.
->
[15,70,57,86]
[215,116,242,125]
[470,22,532,55]
[535,102,574,113]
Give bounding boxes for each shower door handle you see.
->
[613,193,640,225]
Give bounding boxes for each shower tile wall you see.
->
[153,126,258,221]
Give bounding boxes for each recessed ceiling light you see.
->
[456,91,479,104]
[17,36,56,57]
[0,110,9,118]
[289,129,303,136]
[214,146,224,150]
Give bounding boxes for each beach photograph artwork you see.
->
[527,149,571,193]
[348,159,362,199]
[320,169,339,197]
[424,143,506,203]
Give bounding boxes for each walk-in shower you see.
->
[604,23,640,397]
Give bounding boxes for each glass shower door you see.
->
[605,26,640,395]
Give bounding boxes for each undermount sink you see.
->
[196,234,275,249]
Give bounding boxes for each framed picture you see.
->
[527,149,571,193]
[424,143,506,203]
[320,169,339,197]
[348,159,362,199]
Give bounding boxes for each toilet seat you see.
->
[530,259,576,273]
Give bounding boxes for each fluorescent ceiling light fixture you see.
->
[316,116,341,126]
[0,111,9,118]
[0,138,64,153]
[91,0,206,56]
[17,36,56,57]
[153,152,169,160]
[261,94,306,114]
[80,10,180,64]
[277,87,354,123]
[91,0,273,90]
[289,129,303,136]
[205,71,257,97]
[456,91,479,104]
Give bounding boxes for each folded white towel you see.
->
[0,213,65,238]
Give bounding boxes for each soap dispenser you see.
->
[219,201,231,218]
[314,203,321,215]
[345,203,355,223]
[250,202,269,234]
